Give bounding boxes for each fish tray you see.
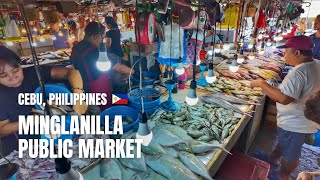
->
[214,150,270,180]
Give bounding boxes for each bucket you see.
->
[34,84,71,110]
[0,163,19,180]
[128,88,160,111]
[100,106,139,133]
[131,71,157,86]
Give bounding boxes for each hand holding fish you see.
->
[250,79,266,88]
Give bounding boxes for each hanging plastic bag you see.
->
[220,4,239,29]
[184,29,205,66]
[122,11,131,25]
[5,17,21,39]
[158,23,184,66]
[257,10,267,29]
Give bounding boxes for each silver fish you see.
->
[100,159,122,179]
[152,127,185,146]
[114,158,137,179]
[141,142,166,155]
[158,124,193,141]
[205,93,260,105]
[163,147,178,158]
[178,151,213,180]
[175,141,232,155]
[146,154,198,180]
[200,96,252,117]
[131,170,169,180]
[119,146,147,172]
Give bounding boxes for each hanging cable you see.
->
[193,7,201,81]
[169,0,173,78]
[16,0,52,117]
[226,0,232,43]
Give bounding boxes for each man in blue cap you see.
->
[251,35,320,180]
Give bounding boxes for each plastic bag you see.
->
[5,18,20,38]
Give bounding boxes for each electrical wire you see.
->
[193,6,201,81]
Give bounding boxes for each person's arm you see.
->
[251,79,295,105]
[0,119,19,137]
[105,31,112,48]
[297,171,320,180]
[112,63,132,75]
[105,38,112,48]
[50,67,87,115]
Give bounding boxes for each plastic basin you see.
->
[131,71,157,85]
[34,84,71,110]
[128,88,160,110]
[0,163,19,180]
[100,106,139,133]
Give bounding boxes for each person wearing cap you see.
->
[0,46,87,156]
[310,15,320,60]
[251,35,320,180]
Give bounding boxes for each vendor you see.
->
[250,36,320,180]
[70,22,112,112]
[104,16,132,93]
[51,21,72,50]
[0,46,87,156]
[297,18,307,35]
[310,15,320,60]
[297,90,320,180]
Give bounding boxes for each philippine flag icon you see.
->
[112,94,129,105]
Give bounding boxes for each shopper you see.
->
[51,21,72,50]
[250,35,320,180]
[310,15,320,59]
[70,22,112,112]
[104,16,132,93]
[104,16,124,64]
[0,45,87,156]
[296,90,320,180]
[297,18,307,35]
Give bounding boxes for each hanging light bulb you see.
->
[266,39,272,47]
[237,55,245,64]
[196,59,201,66]
[207,46,214,56]
[136,112,153,146]
[206,63,216,83]
[52,35,57,40]
[32,42,37,47]
[6,41,14,46]
[258,33,263,40]
[248,43,254,49]
[33,27,38,32]
[214,47,222,54]
[39,36,45,42]
[58,31,63,37]
[259,48,265,55]
[21,28,27,33]
[229,56,239,73]
[223,43,231,50]
[277,28,282,33]
[96,51,111,72]
[175,62,185,75]
[248,52,255,60]
[287,27,292,33]
[186,80,198,106]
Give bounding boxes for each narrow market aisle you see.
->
[248,121,320,179]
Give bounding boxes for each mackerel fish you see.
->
[146,154,198,180]
[100,159,122,179]
[152,126,185,146]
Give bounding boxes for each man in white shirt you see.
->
[251,35,320,180]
